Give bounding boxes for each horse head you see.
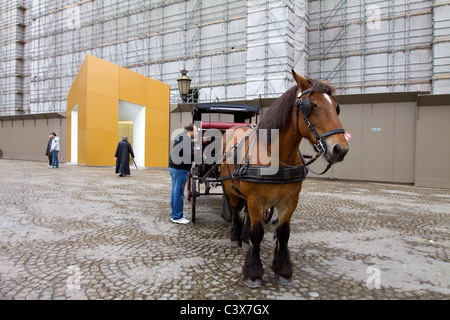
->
[292,70,349,164]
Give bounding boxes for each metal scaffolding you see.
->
[307,0,449,94]
[0,0,26,115]
[0,0,305,115]
[0,0,448,116]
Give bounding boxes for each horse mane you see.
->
[257,79,335,132]
[309,79,335,96]
[257,85,298,132]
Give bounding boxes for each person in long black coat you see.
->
[114,136,135,177]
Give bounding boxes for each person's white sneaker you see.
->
[171,217,190,224]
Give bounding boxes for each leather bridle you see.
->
[295,86,345,174]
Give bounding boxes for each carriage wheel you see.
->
[263,206,274,224]
[191,177,197,223]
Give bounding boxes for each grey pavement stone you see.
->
[0,159,449,300]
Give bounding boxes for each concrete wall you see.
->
[1,92,449,189]
[322,100,416,183]
[414,96,450,188]
[169,93,450,189]
[0,113,66,162]
[300,93,450,189]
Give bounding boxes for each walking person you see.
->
[50,132,60,168]
[168,123,198,224]
[46,133,54,168]
[114,136,135,177]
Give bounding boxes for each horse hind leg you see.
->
[231,198,246,247]
[240,205,250,245]
[272,222,293,285]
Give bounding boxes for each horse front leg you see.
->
[272,221,293,285]
[242,200,264,288]
[272,198,297,286]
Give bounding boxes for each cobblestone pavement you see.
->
[0,159,449,300]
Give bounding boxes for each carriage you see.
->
[186,102,263,222]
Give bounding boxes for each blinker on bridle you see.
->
[295,86,345,173]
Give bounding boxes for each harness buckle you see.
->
[314,139,326,154]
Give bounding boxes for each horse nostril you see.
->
[332,144,342,155]
[332,144,348,161]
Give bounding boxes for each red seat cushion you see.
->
[200,121,250,130]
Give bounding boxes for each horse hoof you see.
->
[244,278,263,288]
[276,275,292,286]
[230,240,241,247]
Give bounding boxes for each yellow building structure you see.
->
[66,54,170,167]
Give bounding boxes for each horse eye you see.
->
[311,103,318,109]
[336,104,340,115]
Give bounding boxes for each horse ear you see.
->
[291,69,311,90]
[322,79,329,85]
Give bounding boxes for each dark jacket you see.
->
[46,138,52,156]
[115,139,135,175]
[168,132,194,171]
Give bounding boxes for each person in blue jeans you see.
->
[50,132,60,168]
[168,123,198,224]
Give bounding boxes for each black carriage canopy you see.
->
[192,103,260,123]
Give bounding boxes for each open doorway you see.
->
[118,120,134,165]
[118,100,145,167]
[71,105,78,163]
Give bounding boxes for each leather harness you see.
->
[217,87,345,198]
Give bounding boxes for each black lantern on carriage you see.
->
[177,69,192,103]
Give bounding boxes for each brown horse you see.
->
[220,70,349,288]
